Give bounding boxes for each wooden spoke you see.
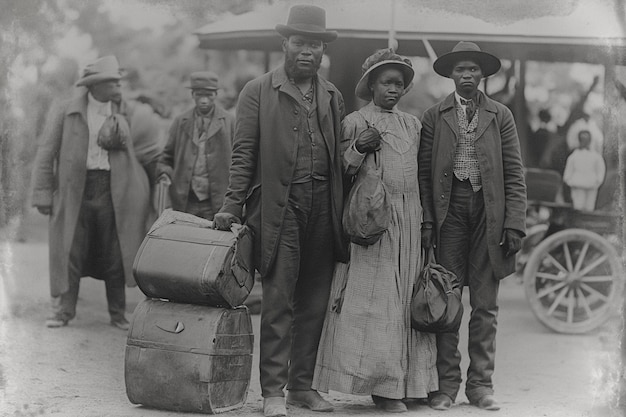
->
[580,275,615,283]
[575,287,593,318]
[578,254,609,277]
[536,281,568,299]
[562,242,574,272]
[579,282,609,302]
[573,242,590,273]
[547,287,569,316]
[536,271,566,281]
[545,253,568,274]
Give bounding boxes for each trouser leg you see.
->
[464,190,499,402]
[569,188,586,210]
[87,171,126,321]
[259,183,309,398]
[435,179,472,401]
[54,179,97,322]
[259,181,334,397]
[288,181,334,391]
[585,189,598,211]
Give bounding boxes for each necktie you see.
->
[460,98,476,121]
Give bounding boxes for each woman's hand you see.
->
[355,127,382,153]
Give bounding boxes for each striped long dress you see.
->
[312,102,438,399]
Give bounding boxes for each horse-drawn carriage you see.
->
[519,168,624,334]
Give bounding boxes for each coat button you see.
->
[294,110,299,115]
[293,127,298,131]
[444,172,448,177]
[440,194,445,199]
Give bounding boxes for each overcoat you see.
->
[31,90,161,296]
[157,105,234,214]
[418,91,526,279]
[220,66,348,276]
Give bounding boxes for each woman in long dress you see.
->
[312,49,438,413]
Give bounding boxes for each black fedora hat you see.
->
[275,4,337,43]
[433,41,501,78]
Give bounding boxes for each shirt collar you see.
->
[455,92,468,107]
[455,91,482,107]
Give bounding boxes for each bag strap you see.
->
[427,246,436,265]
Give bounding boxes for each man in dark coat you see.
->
[418,42,527,411]
[213,5,347,417]
[31,56,160,330]
[156,71,234,219]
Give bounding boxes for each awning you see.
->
[195,0,626,65]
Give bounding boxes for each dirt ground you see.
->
[0,209,624,417]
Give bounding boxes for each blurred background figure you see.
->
[562,129,606,211]
[30,56,160,330]
[527,108,559,170]
[156,71,234,220]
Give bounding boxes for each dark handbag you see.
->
[342,150,391,246]
[97,113,130,150]
[411,247,463,333]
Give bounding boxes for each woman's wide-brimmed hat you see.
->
[275,4,337,43]
[76,55,124,87]
[433,41,501,78]
[355,49,415,101]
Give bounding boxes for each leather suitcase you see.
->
[133,222,254,307]
[125,299,254,414]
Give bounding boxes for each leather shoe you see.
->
[472,394,500,411]
[429,393,452,411]
[263,397,287,417]
[45,317,68,328]
[287,390,333,412]
[110,317,130,331]
[372,395,407,413]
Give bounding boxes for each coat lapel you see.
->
[66,93,88,126]
[440,93,459,145]
[316,77,335,163]
[65,93,90,161]
[180,111,195,146]
[204,108,224,141]
[474,93,498,142]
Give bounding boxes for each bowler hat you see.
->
[355,49,415,101]
[186,71,219,90]
[433,41,501,78]
[76,55,123,87]
[275,4,337,43]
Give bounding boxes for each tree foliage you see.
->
[0,0,262,228]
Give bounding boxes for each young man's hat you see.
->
[186,71,219,91]
[433,41,501,78]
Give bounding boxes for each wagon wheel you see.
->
[523,229,624,334]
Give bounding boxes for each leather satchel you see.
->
[342,149,391,246]
[411,247,463,333]
[97,113,130,150]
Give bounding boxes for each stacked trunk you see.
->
[125,221,255,414]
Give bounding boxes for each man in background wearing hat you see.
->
[156,71,234,219]
[418,42,527,411]
[213,4,347,417]
[31,55,161,330]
